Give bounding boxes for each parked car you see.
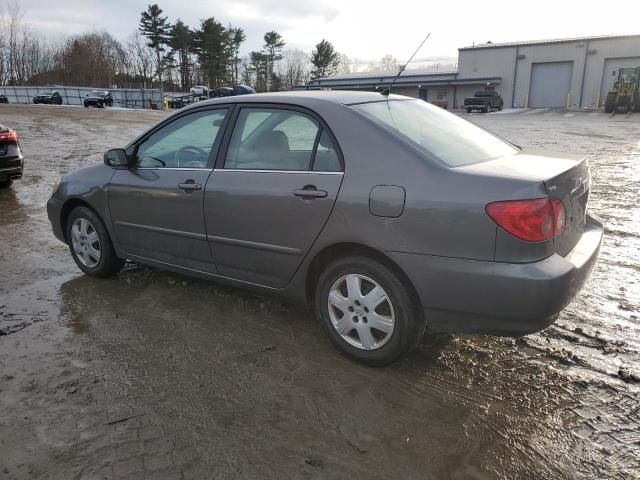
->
[166,94,195,109]
[0,124,23,188]
[47,91,603,366]
[464,90,504,113]
[190,85,209,96]
[0,95,9,104]
[84,91,113,108]
[210,85,256,98]
[33,90,63,105]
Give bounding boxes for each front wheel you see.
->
[466,108,472,113]
[66,206,125,277]
[315,256,426,366]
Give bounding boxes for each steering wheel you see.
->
[175,145,208,168]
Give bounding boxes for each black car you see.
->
[0,95,8,104]
[0,124,23,188]
[33,90,63,105]
[464,90,504,113]
[210,84,256,98]
[84,91,113,108]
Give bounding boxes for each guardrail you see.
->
[0,86,164,109]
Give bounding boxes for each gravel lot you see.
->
[0,104,638,480]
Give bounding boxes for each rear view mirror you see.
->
[104,148,129,167]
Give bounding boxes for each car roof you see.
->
[189,90,409,109]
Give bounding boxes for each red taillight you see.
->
[0,130,17,142]
[486,198,565,242]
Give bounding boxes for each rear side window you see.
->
[313,129,341,172]
[225,108,320,171]
[351,100,517,167]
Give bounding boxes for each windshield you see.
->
[89,91,105,96]
[38,90,54,95]
[351,100,517,167]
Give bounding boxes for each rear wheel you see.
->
[0,179,12,188]
[483,104,490,113]
[66,206,125,277]
[315,256,426,366]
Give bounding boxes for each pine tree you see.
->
[310,39,340,78]
[169,20,193,91]
[262,31,285,91]
[193,18,230,88]
[138,4,170,88]
[228,27,246,85]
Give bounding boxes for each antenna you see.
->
[381,33,431,96]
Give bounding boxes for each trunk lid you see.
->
[543,157,590,256]
[459,151,590,256]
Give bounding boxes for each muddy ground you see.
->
[0,104,638,480]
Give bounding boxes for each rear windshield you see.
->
[351,99,517,167]
[39,90,54,95]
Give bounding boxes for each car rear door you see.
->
[204,105,344,288]
[108,106,230,273]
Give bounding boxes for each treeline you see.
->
[0,1,351,92]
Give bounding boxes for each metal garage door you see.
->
[529,62,573,108]
[600,57,640,106]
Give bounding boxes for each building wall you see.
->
[458,36,640,108]
[458,47,517,107]
[582,37,640,107]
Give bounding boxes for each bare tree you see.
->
[337,53,351,75]
[379,54,399,72]
[126,31,155,88]
[276,49,311,90]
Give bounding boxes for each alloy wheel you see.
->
[71,217,101,268]
[327,274,395,350]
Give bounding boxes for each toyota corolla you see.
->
[47,91,603,365]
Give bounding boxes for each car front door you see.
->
[109,107,229,273]
[204,105,344,288]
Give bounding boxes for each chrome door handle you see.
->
[293,187,328,199]
[179,181,202,192]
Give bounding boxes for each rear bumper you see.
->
[47,196,66,243]
[0,165,22,179]
[388,215,604,336]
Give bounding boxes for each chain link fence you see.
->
[0,85,164,109]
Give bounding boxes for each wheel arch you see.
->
[59,198,101,242]
[304,242,422,312]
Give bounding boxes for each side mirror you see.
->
[104,148,129,167]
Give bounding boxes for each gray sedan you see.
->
[47,91,603,365]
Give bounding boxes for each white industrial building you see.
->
[305,34,640,109]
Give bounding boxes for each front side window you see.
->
[351,100,517,167]
[225,108,320,171]
[135,108,228,169]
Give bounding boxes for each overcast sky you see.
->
[14,0,640,64]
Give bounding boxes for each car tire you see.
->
[466,108,472,113]
[315,256,426,367]
[66,206,125,277]
[483,104,490,113]
[0,179,12,188]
